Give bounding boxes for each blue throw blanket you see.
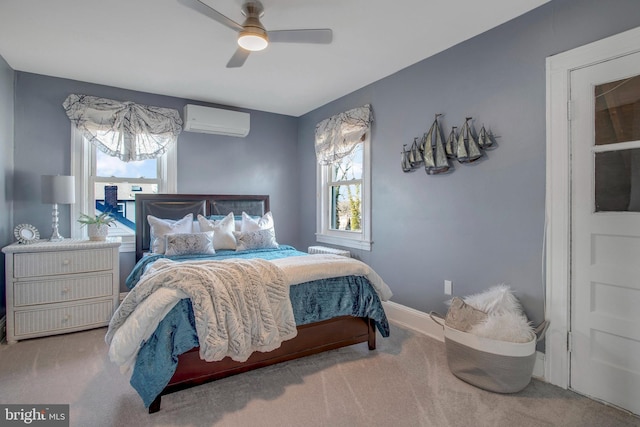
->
[124,246,390,407]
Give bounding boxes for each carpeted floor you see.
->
[0,323,638,427]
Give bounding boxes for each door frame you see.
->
[545,25,640,389]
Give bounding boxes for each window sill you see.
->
[316,234,371,251]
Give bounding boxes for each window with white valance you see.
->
[315,104,373,251]
[314,104,372,165]
[63,94,183,162]
[65,94,178,251]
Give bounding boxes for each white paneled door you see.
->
[570,51,640,415]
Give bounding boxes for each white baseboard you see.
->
[382,300,546,381]
[382,300,444,342]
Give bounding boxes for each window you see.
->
[71,127,176,251]
[316,134,371,250]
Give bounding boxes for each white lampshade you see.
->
[41,175,75,204]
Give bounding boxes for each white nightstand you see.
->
[2,238,121,344]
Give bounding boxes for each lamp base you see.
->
[49,232,64,242]
[49,203,66,242]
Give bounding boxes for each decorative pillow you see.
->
[445,297,488,332]
[241,211,274,232]
[165,231,215,256]
[208,215,244,231]
[233,228,279,251]
[462,284,524,315]
[147,213,193,254]
[197,213,236,250]
[458,284,535,343]
[469,311,535,343]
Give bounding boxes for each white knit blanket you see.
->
[106,257,297,370]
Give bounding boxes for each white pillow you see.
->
[461,284,535,343]
[197,213,236,250]
[233,228,279,251]
[468,311,535,343]
[462,284,523,315]
[147,213,193,254]
[241,211,274,232]
[165,231,215,256]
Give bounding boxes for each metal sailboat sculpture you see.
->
[409,137,422,168]
[402,114,495,174]
[455,117,483,163]
[445,126,457,158]
[420,114,450,174]
[401,143,414,172]
[401,137,423,172]
[477,124,494,149]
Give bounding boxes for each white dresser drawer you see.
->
[14,273,114,307]
[14,300,114,336]
[13,248,113,278]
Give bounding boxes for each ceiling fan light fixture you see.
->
[237,15,269,51]
[238,31,268,51]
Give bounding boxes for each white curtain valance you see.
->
[63,94,183,162]
[314,104,372,165]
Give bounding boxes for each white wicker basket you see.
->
[431,313,547,393]
[444,324,537,393]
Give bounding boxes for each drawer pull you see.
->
[62,259,71,266]
[62,314,71,322]
[61,287,70,294]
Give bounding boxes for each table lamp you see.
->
[41,175,75,241]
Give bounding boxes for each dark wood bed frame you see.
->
[134,194,376,413]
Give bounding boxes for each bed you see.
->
[108,194,391,413]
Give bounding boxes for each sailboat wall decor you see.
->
[455,117,483,163]
[420,114,450,175]
[445,126,457,158]
[401,114,496,174]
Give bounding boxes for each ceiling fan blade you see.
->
[267,29,333,44]
[178,0,243,32]
[226,47,251,68]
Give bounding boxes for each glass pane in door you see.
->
[594,73,640,212]
[594,75,640,146]
[594,148,640,212]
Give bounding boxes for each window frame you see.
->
[316,134,372,251]
[70,125,177,252]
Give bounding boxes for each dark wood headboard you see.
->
[134,194,270,261]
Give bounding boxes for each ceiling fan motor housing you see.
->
[239,1,268,48]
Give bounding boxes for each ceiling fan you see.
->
[181,0,333,68]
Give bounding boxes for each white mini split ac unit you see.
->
[183,104,250,137]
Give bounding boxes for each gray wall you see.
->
[12,73,300,290]
[0,55,15,319]
[297,0,640,328]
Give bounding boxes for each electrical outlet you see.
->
[444,280,453,295]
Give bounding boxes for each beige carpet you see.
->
[0,323,638,427]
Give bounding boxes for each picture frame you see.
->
[14,224,40,244]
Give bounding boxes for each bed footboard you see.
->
[149,316,376,413]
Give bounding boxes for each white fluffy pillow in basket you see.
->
[463,284,535,343]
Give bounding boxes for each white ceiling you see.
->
[0,0,549,117]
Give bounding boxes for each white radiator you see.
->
[308,246,351,257]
